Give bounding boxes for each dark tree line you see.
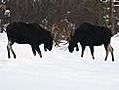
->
[0,0,113,29]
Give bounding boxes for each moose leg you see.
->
[44,44,47,51]
[81,45,86,58]
[89,45,95,59]
[31,45,36,56]
[7,44,10,58]
[108,44,114,61]
[35,45,42,58]
[7,40,16,58]
[76,43,79,51]
[11,46,16,58]
[104,44,109,61]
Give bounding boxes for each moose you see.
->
[68,22,114,61]
[6,22,53,58]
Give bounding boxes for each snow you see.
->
[0,32,119,90]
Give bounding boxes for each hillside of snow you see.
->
[0,32,119,90]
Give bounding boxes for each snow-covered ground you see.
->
[0,32,119,90]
